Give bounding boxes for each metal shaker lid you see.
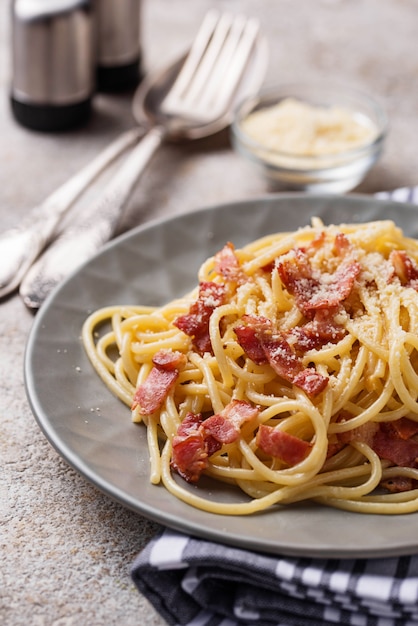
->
[11,0,94,106]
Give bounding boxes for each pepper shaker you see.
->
[95,0,143,92]
[10,0,94,132]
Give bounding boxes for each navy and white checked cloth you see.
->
[132,527,418,626]
[131,188,418,626]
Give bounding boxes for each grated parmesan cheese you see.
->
[242,97,378,158]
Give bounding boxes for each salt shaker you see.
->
[10,0,94,132]
[95,0,143,92]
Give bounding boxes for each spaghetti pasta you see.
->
[82,218,418,515]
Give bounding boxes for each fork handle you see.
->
[20,125,166,308]
[0,127,144,299]
[78,124,166,235]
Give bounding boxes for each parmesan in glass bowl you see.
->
[231,83,387,193]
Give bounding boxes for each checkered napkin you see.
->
[131,528,418,626]
[131,187,418,626]
[374,186,418,203]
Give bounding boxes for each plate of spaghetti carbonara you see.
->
[25,193,418,558]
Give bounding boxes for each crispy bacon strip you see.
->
[333,232,351,255]
[234,315,272,364]
[277,238,361,316]
[152,350,185,370]
[171,401,259,483]
[328,259,363,303]
[287,309,346,354]
[326,435,345,459]
[337,417,418,492]
[277,248,315,314]
[338,418,418,468]
[203,400,259,444]
[260,333,328,396]
[256,424,311,466]
[390,250,418,290]
[308,230,326,251]
[174,281,226,355]
[214,242,246,284]
[131,349,186,415]
[171,413,219,483]
[234,315,328,397]
[337,420,379,447]
[391,417,418,440]
[292,367,328,397]
[372,423,418,468]
[380,476,416,493]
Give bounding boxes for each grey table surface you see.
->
[2,1,418,624]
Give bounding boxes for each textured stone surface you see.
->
[2,1,418,624]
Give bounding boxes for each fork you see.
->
[18,11,265,308]
[161,11,260,122]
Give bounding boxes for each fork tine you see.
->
[164,10,220,105]
[161,11,261,122]
[178,13,234,106]
[198,16,259,113]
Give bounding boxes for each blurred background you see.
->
[2,0,418,237]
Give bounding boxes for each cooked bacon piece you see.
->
[319,257,361,306]
[234,315,272,364]
[372,421,418,493]
[277,243,361,316]
[171,402,258,483]
[337,420,379,447]
[380,476,416,493]
[326,435,345,459]
[391,417,418,440]
[338,418,418,470]
[176,411,204,436]
[333,232,351,255]
[152,349,186,370]
[237,308,345,360]
[203,400,259,444]
[260,332,306,380]
[288,309,345,353]
[202,414,237,444]
[261,260,276,273]
[390,250,418,290]
[333,417,418,493]
[292,368,329,397]
[152,349,187,370]
[234,324,266,364]
[256,424,311,466]
[132,367,178,415]
[277,248,315,314]
[214,242,246,284]
[308,231,326,251]
[171,413,212,483]
[260,332,328,397]
[222,399,260,427]
[171,436,208,483]
[131,349,186,414]
[174,281,226,355]
[372,423,418,468]
[234,315,328,397]
[176,413,221,458]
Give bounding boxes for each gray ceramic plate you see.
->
[25,193,418,558]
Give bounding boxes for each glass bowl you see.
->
[231,82,388,193]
